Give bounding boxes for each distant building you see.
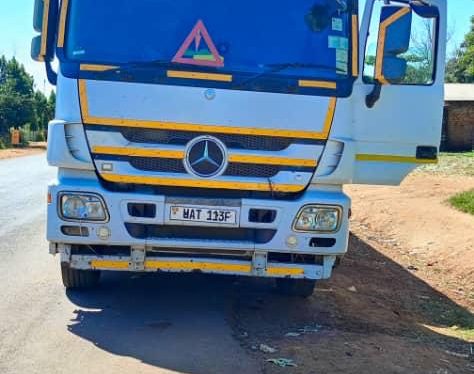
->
[442,84,474,151]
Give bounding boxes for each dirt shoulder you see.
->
[347,173,474,311]
[0,144,46,160]
[230,170,474,374]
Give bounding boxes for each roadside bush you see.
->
[35,132,46,142]
[19,129,29,147]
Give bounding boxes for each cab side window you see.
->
[364,1,437,85]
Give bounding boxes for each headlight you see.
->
[60,193,108,222]
[294,205,342,233]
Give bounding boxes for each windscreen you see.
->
[65,0,354,82]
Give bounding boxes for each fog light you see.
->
[294,205,342,233]
[60,193,108,222]
[97,226,111,240]
[286,235,299,248]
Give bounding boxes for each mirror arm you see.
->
[45,60,57,86]
[366,81,382,108]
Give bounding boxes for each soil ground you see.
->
[0,143,46,160]
[231,158,474,374]
[1,151,472,373]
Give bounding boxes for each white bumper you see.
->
[48,172,350,280]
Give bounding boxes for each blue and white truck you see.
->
[33,0,446,296]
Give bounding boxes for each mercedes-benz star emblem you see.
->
[184,136,228,178]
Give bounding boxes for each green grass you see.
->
[449,190,474,216]
[420,298,474,342]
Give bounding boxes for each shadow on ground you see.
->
[66,234,473,374]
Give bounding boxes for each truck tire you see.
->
[61,263,101,289]
[276,278,316,298]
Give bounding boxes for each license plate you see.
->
[170,205,238,225]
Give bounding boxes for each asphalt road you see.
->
[0,154,261,374]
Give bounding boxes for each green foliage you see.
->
[19,128,31,147]
[446,16,474,83]
[35,132,46,142]
[0,57,35,136]
[449,190,474,216]
[32,91,49,132]
[0,55,54,145]
[403,61,433,84]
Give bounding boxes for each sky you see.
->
[0,0,473,94]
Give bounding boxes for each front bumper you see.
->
[48,173,350,280]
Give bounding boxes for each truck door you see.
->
[352,0,446,185]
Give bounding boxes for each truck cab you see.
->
[32,0,446,296]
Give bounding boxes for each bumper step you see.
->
[68,255,325,279]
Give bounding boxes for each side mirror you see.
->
[375,5,412,84]
[33,0,45,32]
[31,35,44,62]
[31,0,57,62]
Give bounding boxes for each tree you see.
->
[31,90,55,136]
[48,91,56,120]
[0,56,44,142]
[0,61,35,137]
[0,57,35,97]
[0,56,7,86]
[446,16,474,83]
[0,94,35,137]
[32,91,49,132]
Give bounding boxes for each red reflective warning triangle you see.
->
[172,20,224,68]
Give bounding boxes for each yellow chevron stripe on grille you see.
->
[92,146,184,159]
[100,174,305,192]
[91,146,317,167]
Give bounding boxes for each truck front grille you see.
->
[86,126,322,194]
[116,127,321,151]
[79,79,336,194]
[127,157,297,178]
[125,223,276,244]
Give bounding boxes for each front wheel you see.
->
[61,263,101,289]
[276,278,316,298]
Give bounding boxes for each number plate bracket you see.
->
[253,252,268,276]
[131,247,146,271]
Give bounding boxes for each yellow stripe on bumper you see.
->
[267,267,305,276]
[90,260,129,270]
[145,261,252,273]
[87,260,305,277]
